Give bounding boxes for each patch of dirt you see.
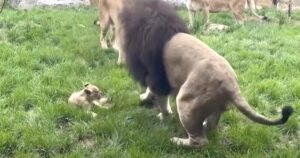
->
[79,133,96,147]
[55,115,73,129]
[24,103,34,111]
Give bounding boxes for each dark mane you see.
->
[121,0,188,95]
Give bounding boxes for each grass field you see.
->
[0,6,300,158]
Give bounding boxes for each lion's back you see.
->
[121,0,188,95]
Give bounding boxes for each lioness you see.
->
[68,84,108,117]
[121,0,293,148]
[186,0,267,26]
[96,0,126,64]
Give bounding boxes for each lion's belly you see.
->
[186,0,204,11]
[186,0,233,12]
[209,2,231,12]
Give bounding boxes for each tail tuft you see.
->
[281,106,293,124]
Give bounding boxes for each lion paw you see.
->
[87,111,97,118]
[171,137,190,146]
[140,92,153,101]
[171,137,208,148]
[157,113,164,120]
[117,58,125,65]
[101,41,108,49]
[157,112,172,121]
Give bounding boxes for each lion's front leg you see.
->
[140,87,154,101]
[115,26,126,65]
[171,80,209,148]
[99,17,110,49]
[188,10,196,28]
[110,25,119,51]
[154,94,172,120]
[117,50,126,65]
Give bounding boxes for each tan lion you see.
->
[186,0,268,26]
[96,0,126,64]
[121,0,293,148]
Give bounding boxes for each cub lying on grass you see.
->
[68,83,109,117]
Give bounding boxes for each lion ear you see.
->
[84,89,91,95]
[84,83,90,87]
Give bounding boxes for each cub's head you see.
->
[84,83,103,101]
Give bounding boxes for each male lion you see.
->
[121,0,293,148]
[96,0,126,64]
[186,0,267,26]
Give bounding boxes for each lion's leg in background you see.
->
[140,87,154,101]
[0,0,5,13]
[232,3,245,24]
[203,112,222,133]
[115,26,126,65]
[99,12,111,49]
[188,10,196,27]
[110,25,119,50]
[202,7,210,25]
[232,9,245,24]
[155,94,172,120]
[171,81,208,148]
[99,3,111,49]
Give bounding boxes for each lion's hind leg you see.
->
[171,84,209,148]
[99,11,111,49]
[203,112,222,133]
[231,5,245,24]
[172,99,208,148]
[202,7,210,26]
[188,10,196,28]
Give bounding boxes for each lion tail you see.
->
[246,0,268,20]
[231,90,293,125]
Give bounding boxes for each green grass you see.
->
[0,6,300,158]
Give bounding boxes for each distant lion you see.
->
[121,0,293,148]
[95,0,126,64]
[186,0,267,26]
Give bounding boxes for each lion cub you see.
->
[68,84,108,117]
